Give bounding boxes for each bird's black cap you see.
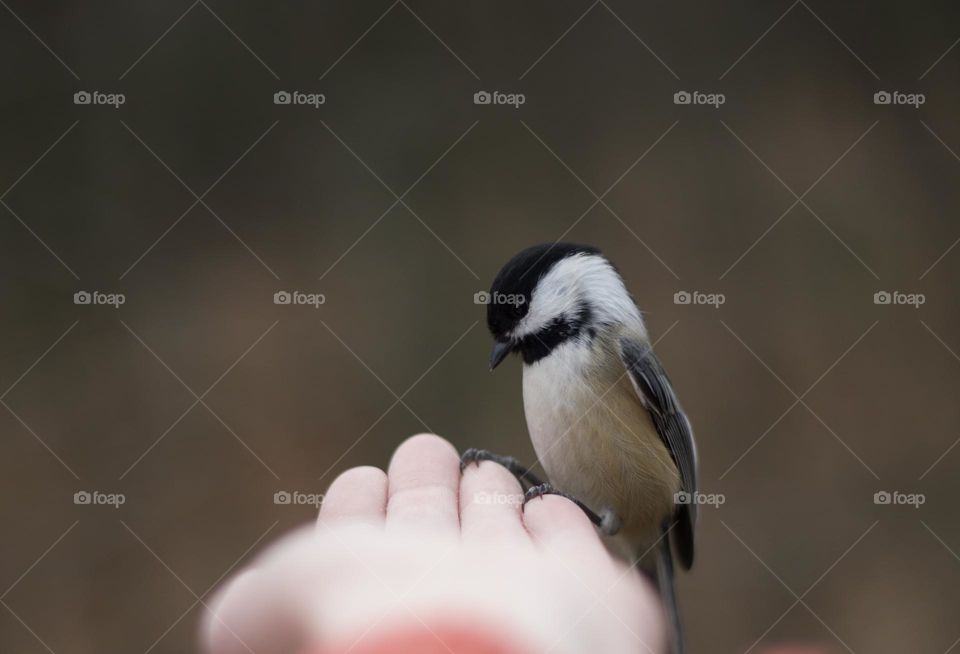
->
[486,243,601,365]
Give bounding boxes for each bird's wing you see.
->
[619,337,698,569]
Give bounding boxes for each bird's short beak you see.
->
[489,340,512,371]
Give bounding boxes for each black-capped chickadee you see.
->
[462,242,698,654]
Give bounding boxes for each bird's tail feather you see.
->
[643,522,685,654]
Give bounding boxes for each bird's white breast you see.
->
[521,337,680,544]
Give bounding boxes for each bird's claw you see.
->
[523,482,564,505]
[458,449,545,488]
[459,447,487,472]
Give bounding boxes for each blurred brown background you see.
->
[1,2,959,653]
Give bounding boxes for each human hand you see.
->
[203,434,664,654]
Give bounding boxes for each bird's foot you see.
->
[459,448,544,489]
[523,483,622,536]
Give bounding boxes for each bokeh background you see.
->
[1,2,959,653]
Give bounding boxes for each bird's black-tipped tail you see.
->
[647,521,685,654]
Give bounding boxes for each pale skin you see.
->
[203,434,665,654]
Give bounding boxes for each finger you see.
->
[459,460,531,546]
[522,494,614,573]
[318,466,387,530]
[385,433,460,538]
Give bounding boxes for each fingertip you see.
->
[319,465,387,529]
[325,465,387,495]
[390,433,459,466]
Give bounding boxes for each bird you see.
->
[462,242,698,654]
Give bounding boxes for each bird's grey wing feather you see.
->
[619,337,698,569]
